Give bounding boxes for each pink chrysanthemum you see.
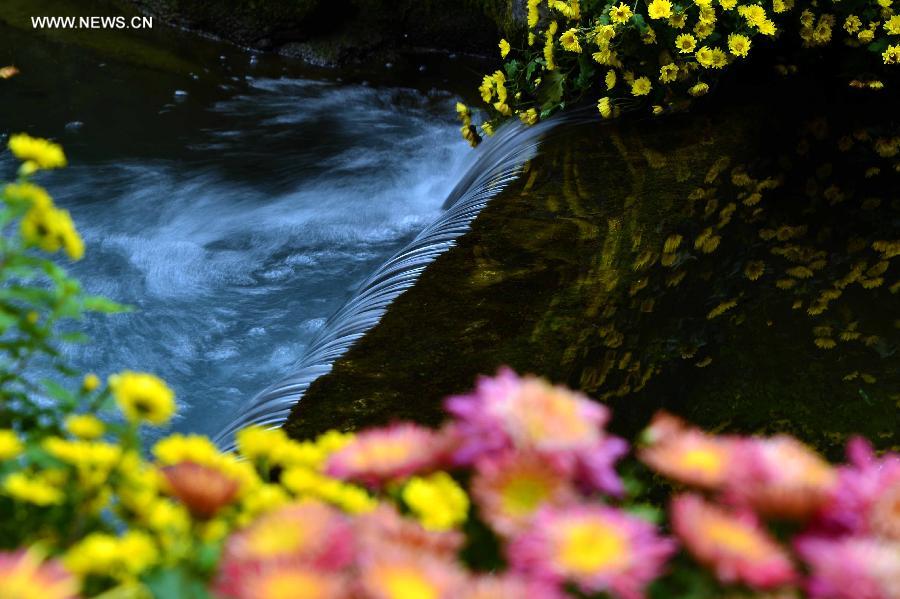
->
[814,437,900,539]
[223,562,349,599]
[670,494,797,589]
[728,436,837,520]
[638,411,739,491]
[356,547,466,599]
[471,450,577,537]
[354,505,464,559]
[795,536,900,599]
[463,573,565,599]
[217,500,353,594]
[0,550,78,599]
[508,504,675,599]
[445,368,627,495]
[325,423,449,486]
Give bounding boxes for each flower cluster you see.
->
[4,364,898,598]
[461,0,900,139]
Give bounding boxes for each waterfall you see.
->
[212,115,566,447]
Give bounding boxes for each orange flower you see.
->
[161,461,239,519]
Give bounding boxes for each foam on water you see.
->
[26,77,471,436]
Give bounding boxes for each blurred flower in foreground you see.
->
[223,563,348,599]
[795,536,900,599]
[470,449,577,536]
[0,65,19,79]
[217,500,353,594]
[161,461,239,519]
[8,133,67,172]
[358,547,466,599]
[401,471,469,531]
[354,505,464,559]
[446,368,628,495]
[109,371,175,425]
[814,437,900,539]
[639,411,738,490]
[325,422,450,486]
[730,436,836,520]
[0,550,78,599]
[0,429,24,460]
[508,504,676,599]
[671,494,797,589]
[464,573,565,599]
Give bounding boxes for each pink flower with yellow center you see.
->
[325,423,449,486]
[795,536,900,599]
[671,494,797,589]
[508,505,675,599]
[463,573,564,599]
[218,500,353,593]
[446,368,627,495]
[354,505,463,559]
[729,436,837,520]
[224,563,349,599]
[815,437,900,539]
[471,450,577,536]
[638,411,738,490]
[357,548,466,599]
[0,550,78,599]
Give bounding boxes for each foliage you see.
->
[0,135,126,439]
[459,0,900,141]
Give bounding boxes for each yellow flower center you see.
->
[245,519,310,558]
[381,568,440,599]
[557,520,628,574]
[500,475,551,516]
[704,520,764,557]
[677,447,724,475]
[260,572,329,599]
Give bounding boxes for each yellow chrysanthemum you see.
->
[7,134,67,171]
[609,2,633,23]
[499,39,511,58]
[659,63,679,82]
[884,45,900,64]
[0,430,24,460]
[236,425,290,462]
[647,0,673,19]
[728,34,751,57]
[518,108,539,126]
[109,371,175,425]
[3,472,64,506]
[20,204,84,260]
[605,69,617,90]
[675,33,697,53]
[402,472,470,531]
[64,414,105,440]
[559,28,582,52]
[631,76,652,96]
[597,97,613,118]
[884,15,900,35]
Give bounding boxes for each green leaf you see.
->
[83,296,130,314]
[144,567,213,599]
[40,379,77,408]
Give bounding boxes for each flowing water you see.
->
[0,17,477,437]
